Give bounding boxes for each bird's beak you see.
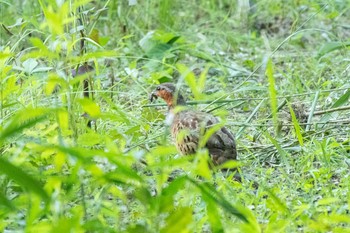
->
[150,92,158,102]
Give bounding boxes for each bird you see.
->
[150,82,237,168]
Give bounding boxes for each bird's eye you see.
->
[156,86,161,91]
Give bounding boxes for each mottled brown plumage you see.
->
[150,83,237,166]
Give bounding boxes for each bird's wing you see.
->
[172,111,237,164]
[199,113,237,165]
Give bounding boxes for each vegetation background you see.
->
[1,0,350,232]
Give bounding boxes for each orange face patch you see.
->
[157,89,174,106]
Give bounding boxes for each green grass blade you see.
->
[317,41,350,58]
[186,176,248,223]
[331,89,350,108]
[288,103,304,146]
[264,132,290,170]
[0,190,15,210]
[236,99,265,139]
[265,59,278,134]
[0,157,49,202]
[0,108,50,145]
[160,207,193,233]
[306,91,319,131]
[204,194,224,232]
[265,188,290,215]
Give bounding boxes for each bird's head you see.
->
[150,83,185,109]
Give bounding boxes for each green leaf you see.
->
[77,132,103,146]
[0,49,13,64]
[159,176,187,213]
[316,197,339,206]
[0,108,49,145]
[194,150,212,180]
[265,59,278,131]
[265,188,290,214]
[317,41,350,58]
[319,89,350,124]
[203,193,224,232]
[264,132,290,168]
[161,207,193,233]
[139,31,181,60]
[0,191,15,210]
[186,177,248,222]
[288,103,304,146]
[146,43,172,59]
[331,89,350,108]
[45,73,68,95]
[0,157,49,202]
[176,63,202,99]
[54,146,144,185]
[78,98,101,118]
[166,36,181,45]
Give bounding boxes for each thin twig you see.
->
[143,99,245,107]
[1,24,13,36]
[312,105,350,116]
[228,119,350,127]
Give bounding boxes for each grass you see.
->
[1,0,350,232]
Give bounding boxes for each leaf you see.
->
[0,191,15,210]
[139,31,180,59]
[45,73,67,95]
[159,176,187,213]
[0,50,13,61]
[40,2,73,36]
[166,36,180,45]
[331,89,350,108]
[29,37,50,52]
[22,58,38,74]
[194,150,212,180]
[0,108,49,145]
[176,63,202,99]
[318,89,350,124]
[134,187,152,207]
[265,59,278,131]
[160,207,193,233]
[317,41,350,58]
[264,132,290,169]
[77,132,103,146]
[186,177,248,222]
[0,157,49,202]
[99,36,109,46]
[146,43,172,59]
[27,37,59,60]
[265,188,290,214]
[316,197,339,206]
[198,65,210,94]
[78,98,101,118]
[203,193,224,232]
[288,103,304,146]
[57,109,69,130]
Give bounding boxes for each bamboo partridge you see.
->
[150,83,237,167]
